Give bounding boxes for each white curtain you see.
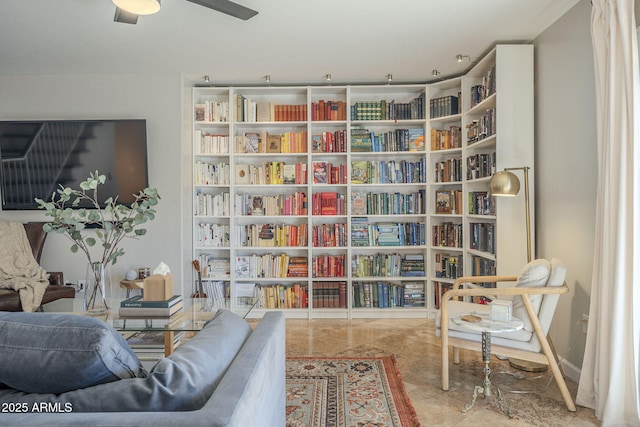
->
[576,0,640,424]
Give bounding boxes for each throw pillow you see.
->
[512,259,551,332]
[0,312,146,394]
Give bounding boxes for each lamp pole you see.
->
[503,166,531,262]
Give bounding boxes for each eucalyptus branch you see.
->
[35,170,160,269]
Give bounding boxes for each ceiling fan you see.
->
[113,0,258,25]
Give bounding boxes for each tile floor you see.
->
[284,317,601,426]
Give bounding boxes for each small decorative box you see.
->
[491,299,512,322]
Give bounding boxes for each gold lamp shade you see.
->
[489,170,521,196]
[113,0,161,15]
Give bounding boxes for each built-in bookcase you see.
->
[189,44,533,319]
[427,45,534,310]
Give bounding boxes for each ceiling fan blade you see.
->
[114,7,139,24]
[186,0,258,20]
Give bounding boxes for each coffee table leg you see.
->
[462,331,513,418]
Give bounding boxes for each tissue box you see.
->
[491,299,512,322]
[143,274,174,301]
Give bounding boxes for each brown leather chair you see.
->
[0,222,75,311]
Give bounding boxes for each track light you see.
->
[387,74,393,84]
[432,70,440,76]
[113,0,160,15]
[456,54,471,63]
[203,75,210,83]
[325,74,331,82]
[264,75,271,83]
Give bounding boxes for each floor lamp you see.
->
[489,166,549,372]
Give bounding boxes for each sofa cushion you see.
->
[0,309,253,412]
[0,312,146,394]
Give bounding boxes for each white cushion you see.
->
[512,259,551,333]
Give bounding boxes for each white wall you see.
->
[534,0,596,372]
[0,73,186,297]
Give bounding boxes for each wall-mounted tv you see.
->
[0,119,149,210]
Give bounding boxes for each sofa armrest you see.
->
[48,272,64,286]
[204,311,286,427]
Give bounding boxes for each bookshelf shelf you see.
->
[189,46,532,319]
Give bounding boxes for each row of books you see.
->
[235,131,308,154]
[401,254,425,276]
[201,280,229,308]
[434,253,463,280]
[470,65,496,108]
[194,191,230,217]
[351,190,426,216]
[235,192,308,216]
[311,130,347,153]
[197,223,230,247]
[434,190,463,215]
[351,253,424,278]
[312,282,347,308]
[433,281,453,309]
[234,254,308,279]
[195,256,230,278]
[255,283,309,309]
[194,161,229,186]
[467,152,496,180]
[126,330,185,361]
[311,192,346,216]
[195,100,230,123]
[311,100,347,121]
[235,162,308,185]
[119,295,183,317]
[352,281,424,308]
[351,126,425,152]
[193,131,230,155]
[469,191,496,215]
[350,159,427,184]
[432,222,463,248]
[466,108,496,144]
[434,157,463,183]
[312,161,347,184]
[312,254,346,278]
[351,219,426,247]
[311,223,347,247]
[430,126,462,151]
[350,95,425,121]
[235,223,309,247]
[429,95,460,119]
[470,222,496,254]
[235,96,308,122]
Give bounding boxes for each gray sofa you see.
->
[0,309,285,426]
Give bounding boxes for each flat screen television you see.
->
[0,119,149,210]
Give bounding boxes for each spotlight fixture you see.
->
[432,70,440,76]
[325,74,332,82]
[387,74,393,84]
[203,75,210,83]
[456,54,471,63]
[113,0,160,15]
[264,75,271,83]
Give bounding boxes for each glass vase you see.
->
[85,261,111,314]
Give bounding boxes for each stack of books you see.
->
[118,295,183,318]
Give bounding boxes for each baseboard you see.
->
[559,357,581,383]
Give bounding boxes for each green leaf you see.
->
[85,237,96,247]
[71,244,78,253]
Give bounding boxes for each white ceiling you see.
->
[0,0,579,85]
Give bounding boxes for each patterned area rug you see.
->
[286,356,421,427]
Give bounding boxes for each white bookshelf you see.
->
[188,44,534,319]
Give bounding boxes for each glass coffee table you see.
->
[42,297,259,357]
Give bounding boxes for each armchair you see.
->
[0,222,74,312]
[437,258,576,412]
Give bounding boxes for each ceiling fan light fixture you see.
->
[113,0,161,15]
